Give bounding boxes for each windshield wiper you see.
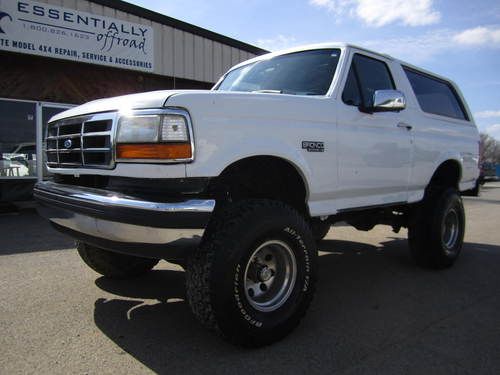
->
[251,90,283,94]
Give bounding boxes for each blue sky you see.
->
[129,0,500,139]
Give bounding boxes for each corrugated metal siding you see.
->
[37,0,258,83]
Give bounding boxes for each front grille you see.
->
[46,113,116,169]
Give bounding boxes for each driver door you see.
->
[335,52,413,210]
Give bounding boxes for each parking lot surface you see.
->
[1,184,500,375]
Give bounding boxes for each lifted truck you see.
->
[35,43,479,347]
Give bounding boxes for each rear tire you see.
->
[408,188,465,269]
[186,199,317,347]
[77,242,159,279]
[471,180,481,197]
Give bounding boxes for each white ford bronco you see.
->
[35,43,479,346]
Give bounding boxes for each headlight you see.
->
[116,111,193,161]
[117,115,161,143]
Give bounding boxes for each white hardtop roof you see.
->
[229,42,455,85]
[230,42,392,68]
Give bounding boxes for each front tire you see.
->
[186,199,317,347]
[408,188,465,269]
[77,242,159,279]
[310,219,331,241]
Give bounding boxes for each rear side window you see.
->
[403,68,468,120]
[342,54,395,108]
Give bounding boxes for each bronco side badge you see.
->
[302,141,324,152]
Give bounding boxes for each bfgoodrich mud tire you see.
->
[408,188,465,269]
[470,180,481,197]
[186,199,317,347]
[77,242,159,279]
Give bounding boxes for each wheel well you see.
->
[428,160,461,191]
[209,156,309,215]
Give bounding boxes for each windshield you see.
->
[216,49,341,96]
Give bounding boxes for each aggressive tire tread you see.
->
[408,188,465,269]
[186,199,317,347]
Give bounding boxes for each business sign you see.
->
[0,0,154,72]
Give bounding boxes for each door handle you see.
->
[397,122,413,130]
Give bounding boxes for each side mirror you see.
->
[372,90,406,112]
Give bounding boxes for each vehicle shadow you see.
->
[0,209,74,255]
[93,238,500,374]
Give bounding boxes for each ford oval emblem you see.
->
[64,139,73,149]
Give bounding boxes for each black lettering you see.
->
[90,17,100,28]
[48,9,59,20]
[77,15,88,26]
[63,12,73,22]
[108,22,118,33]
[33,5,44,17]
[138,38,146,54]
[302,141,324,152]
[18,2,29,13]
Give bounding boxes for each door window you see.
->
[342,54,395,108]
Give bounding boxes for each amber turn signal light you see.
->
[117,143,192,160]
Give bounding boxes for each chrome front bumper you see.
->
[34,181,215,257]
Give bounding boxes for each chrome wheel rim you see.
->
[243,240,297,312]
[442,208,459,250]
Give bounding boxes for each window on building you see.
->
[0,100,37,179]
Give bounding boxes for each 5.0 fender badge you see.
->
[302,141,324,152]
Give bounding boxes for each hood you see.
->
[50,90,210,122]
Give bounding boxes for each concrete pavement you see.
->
[1,183,499,374]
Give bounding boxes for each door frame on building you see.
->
[36,102,74,181]
[0,97,74,183]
